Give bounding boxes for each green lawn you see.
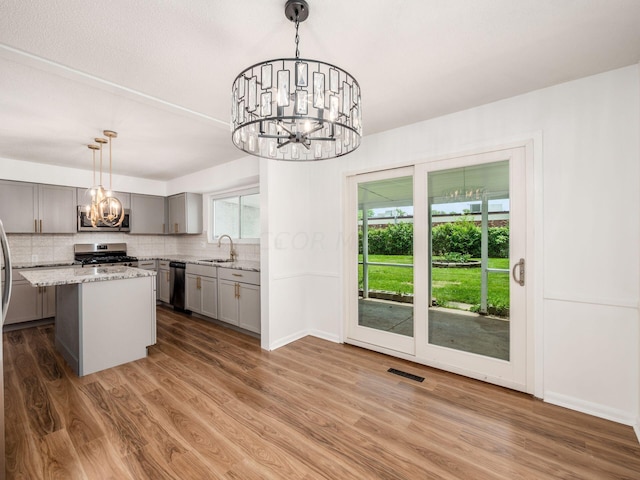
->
[359,255,510,312]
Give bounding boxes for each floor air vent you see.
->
[387,368,424,382]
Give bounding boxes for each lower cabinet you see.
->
[5,269,56,326]
[137,260,158,299]
[157,261,171,303]
[186,264,217,318]
[217,267,260,334]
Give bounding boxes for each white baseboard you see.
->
[267,328,341,351]
[267,329,308,351]
[308,329,340,344]
[634,419,640,444]
[544,391,636,426]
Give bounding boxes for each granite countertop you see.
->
[8,257,260,273]
[19,266,156,287]
[10,260,80,270]
[140,255,260,272]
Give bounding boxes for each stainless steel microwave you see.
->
[77,206,131,232]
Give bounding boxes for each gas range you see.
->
[74,243,138,268]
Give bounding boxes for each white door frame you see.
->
[345,166,416,356]
[343,143,536,394]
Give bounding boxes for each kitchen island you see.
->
[19,266,157,376]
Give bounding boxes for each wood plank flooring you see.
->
[4,305,640,479]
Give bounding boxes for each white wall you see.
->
[0,157,166,195]
[637,65,640,441]
[166,156,259,195]
[263,65,640,426]
[260,159,312,349]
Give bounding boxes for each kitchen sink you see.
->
[198,259,233,263]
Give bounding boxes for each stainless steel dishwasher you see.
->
[169,261,186,311]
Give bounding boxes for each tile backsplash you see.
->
[6,231,260,265]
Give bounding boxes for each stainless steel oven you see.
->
[77,206,130,232]
[74,243,138,267]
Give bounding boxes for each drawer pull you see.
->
[232,273,243,277]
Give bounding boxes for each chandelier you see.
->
[85,130,124,227]
[231,0,362,161]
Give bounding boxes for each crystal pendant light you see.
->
[86,138,110,228]
[97,130,124,227]
[231,0,362,161]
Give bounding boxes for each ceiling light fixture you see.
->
[231,0,362,161]
[85,131,124,228]
[98,130,124,227]
[85,142,104,228]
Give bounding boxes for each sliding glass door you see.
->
[346,167,415,355]
[346,147,530,391]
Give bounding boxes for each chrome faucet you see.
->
[217,234,236,262]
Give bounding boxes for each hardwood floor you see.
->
[4,305,640,479]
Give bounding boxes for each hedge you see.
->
[359,220,509,258]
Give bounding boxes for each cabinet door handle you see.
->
[40,219,43,233]
[34,219,38,233]
[197,277,201,289]
[174,223,178,233]
[166,271,170,281]
[235,282,240,299]
[162,223,165,234]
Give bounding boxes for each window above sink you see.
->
[207,186,260,244]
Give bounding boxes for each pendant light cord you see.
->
[108,136,113,190]
[294,16,300,59]
[99,143,103,186]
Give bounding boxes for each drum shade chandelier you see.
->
[85,130,125,227]
[231,0,362,161]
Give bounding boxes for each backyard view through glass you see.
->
[357,162,511,361]
[358,176,414,338]
[427,161,510,360]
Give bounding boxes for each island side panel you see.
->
[79,276,155,376]
[55,283,81,374]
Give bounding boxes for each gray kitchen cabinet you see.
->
[0,180,37,232]
[217,268,260,334]
[130,194,167,234]
[157,260,171,303]
[137,259,157,271]
[185,263,217,318]
[39,184,77,233]
[137,259,158,294]
[167,192,202,234]
[4,269,56,326]
[0,180,76,233]
[111,191,130,210]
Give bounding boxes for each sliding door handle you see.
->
[512,258,525,286]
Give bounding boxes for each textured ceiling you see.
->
[1,0,639,180]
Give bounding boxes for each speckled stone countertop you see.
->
[6,257,260,272]
[19,266,156,287]
[139,256,260,272]
[9,260,80,270]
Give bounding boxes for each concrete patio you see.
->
[358,298,509,360]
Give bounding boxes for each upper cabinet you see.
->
[168,193,202,234]
[130,194,167,234]
[0,180,76,233]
